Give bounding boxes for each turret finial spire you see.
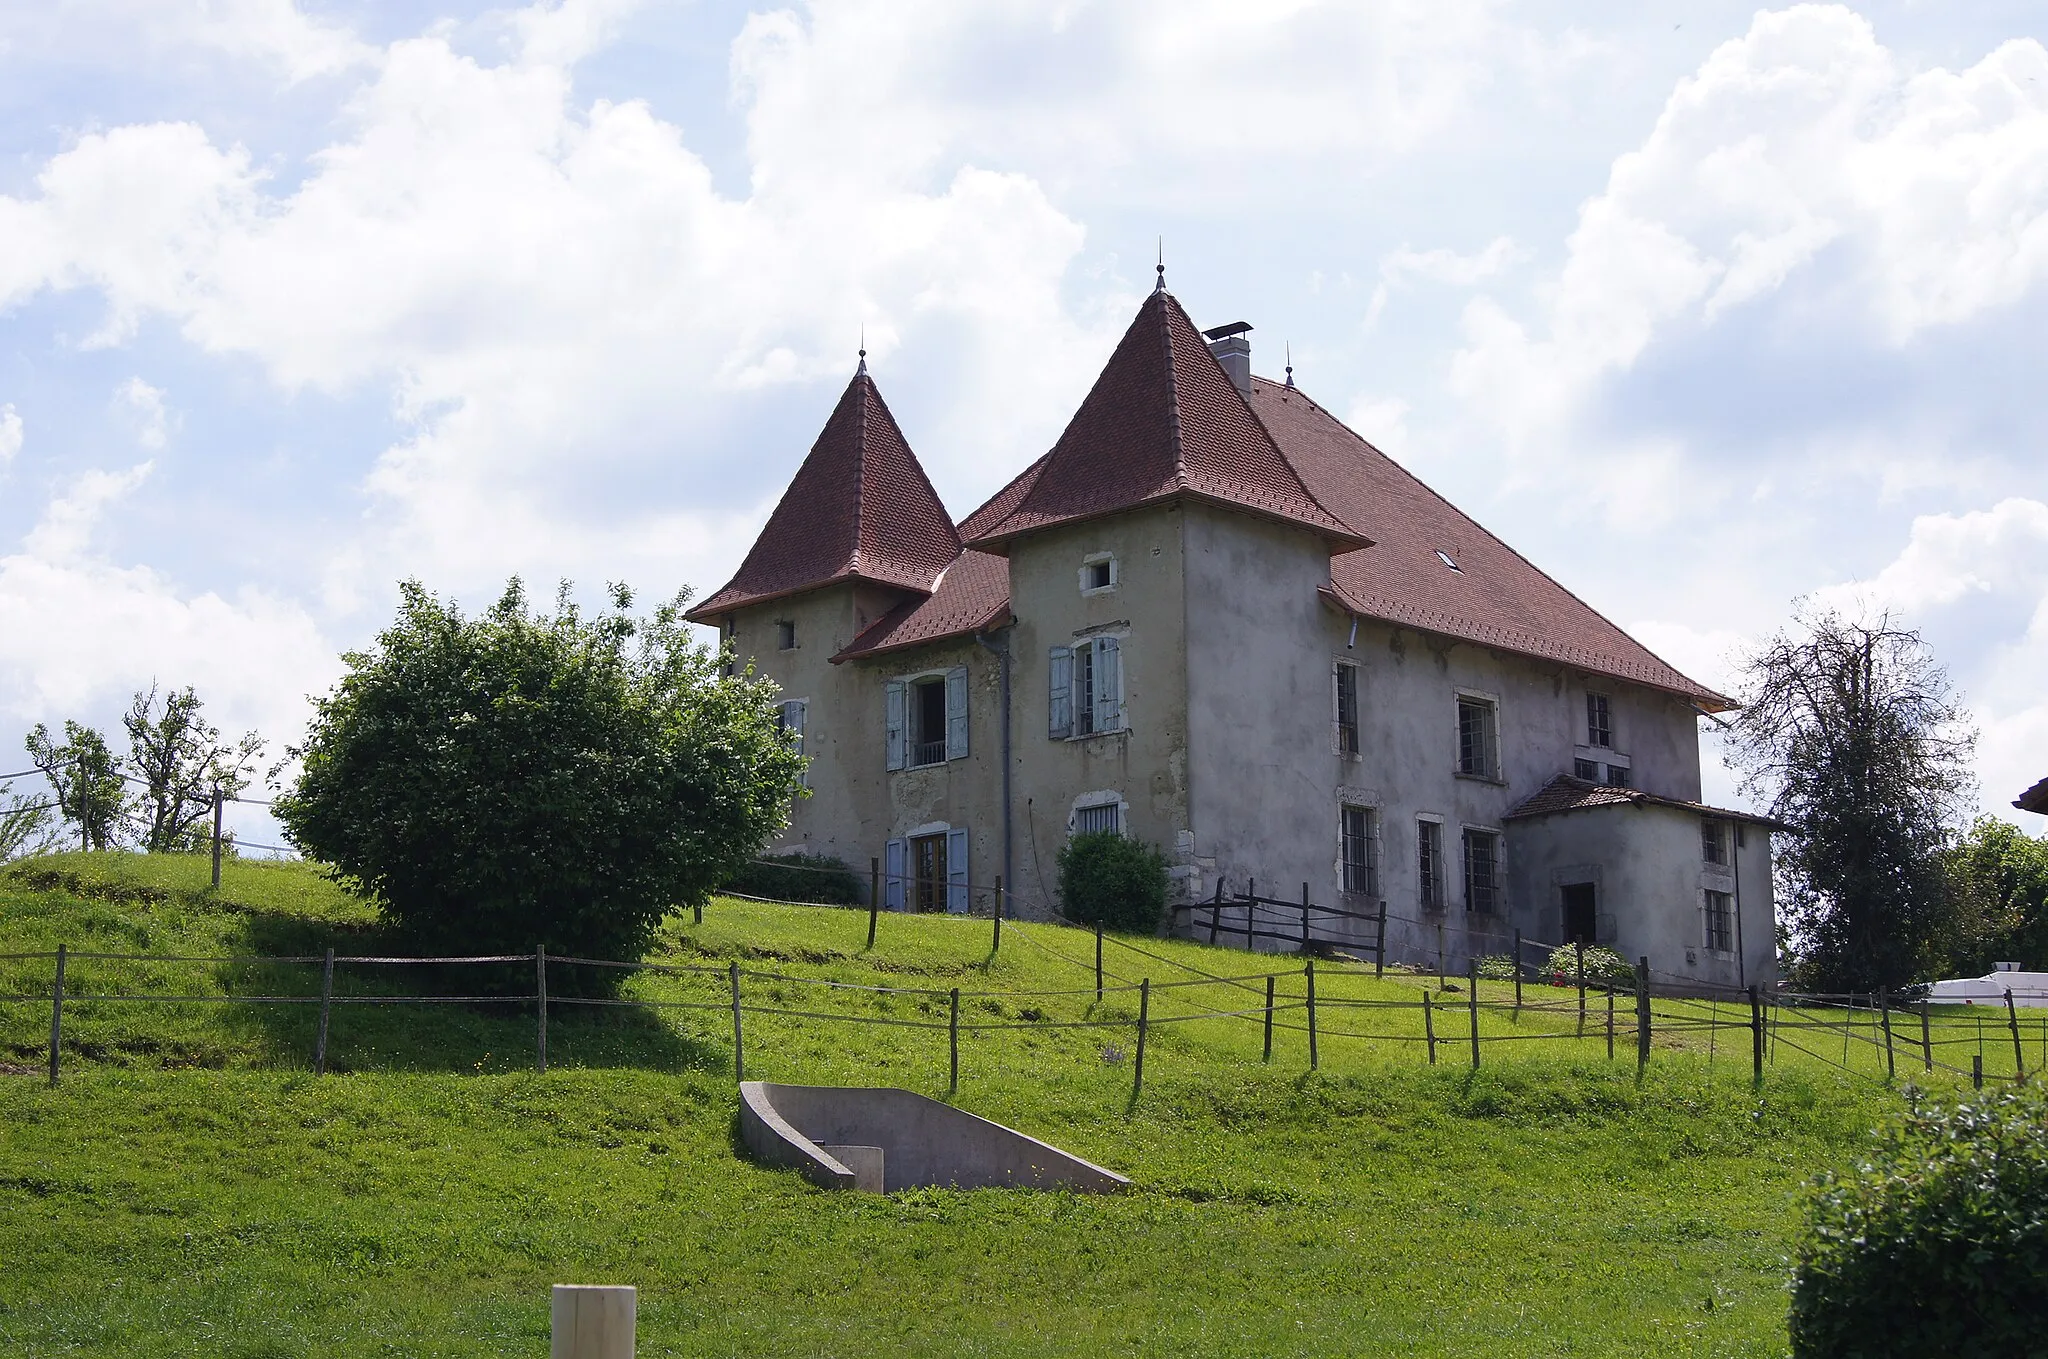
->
[857,324,867,376]
[1155,236,1165,293]
[1285,342,1295,389]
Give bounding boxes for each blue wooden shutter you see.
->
[946,826,970,914]
[1094,636,1121,731]
[884,837,906,912]
[1048,646,1072,738]
[787,699,808,788]
[945,666,969,760]
[885,679,905,771]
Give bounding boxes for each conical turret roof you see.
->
[963,289,1365,550]
[687,371,961,620]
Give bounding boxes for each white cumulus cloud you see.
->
[0,405,20,466]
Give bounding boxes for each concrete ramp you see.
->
[739,1081,1130,1194]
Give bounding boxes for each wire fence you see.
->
[6,910,2039,1099]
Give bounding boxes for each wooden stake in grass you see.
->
[1634,956,1651,1074]
[1095,923,1104,1005]
[210,788,223,891]
[1301,881,1312,952]
[1208,879,1224,946]
[1748,984,1764,1083]
[1512,930,1522,1013]
[536,947,549,1074]
[1879,988,1895,1082]
[1423,989,1436,1065]
[730,960,744,1083]
[1467,957,1480,1068]
[1262,975,1275,1063]
[1575,943,1587,1038]
[1374,901,1387,980]
[1133,979,1150,1098]
[48,943,65,1086]
[314,947,335,1075]
[1306,961,1318,1071]
[1973,1053,1984,1090]
[1605,984,1615,1062]
[949,987,960,1095]
[867,857,880,951]
[2005,989,2025,1081]
[1920,997,1932,1073]
[992,876,1003,953]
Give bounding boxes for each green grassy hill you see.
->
[0,853,1913,1356]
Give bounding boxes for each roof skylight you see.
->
[1436,549,1461,572]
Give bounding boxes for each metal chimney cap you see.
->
[1201,321,1253,341]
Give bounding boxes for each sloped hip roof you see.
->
[1506,775,1788,829]
[685,371,960,621]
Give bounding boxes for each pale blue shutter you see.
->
[885,679,905,771]
[1048,646,1072,738]
[946,826,970,914]
[945,666,969,760]
[884,837,906,912]
[1094,636,1121,731]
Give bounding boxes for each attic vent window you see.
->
[1079,553,1117,596]
[777,620,797,650]
[1435,550,1461,572]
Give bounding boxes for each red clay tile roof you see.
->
[1506,775,1788,829]
[2017,777,2048,815]
[685,371,961,621]
[833,550,1012,661]
[1246,379,1731,709]
[958,453,1047,542]
[963,290,1365,550]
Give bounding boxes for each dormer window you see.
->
[1080,553,1117,596]
[776,620,797,651]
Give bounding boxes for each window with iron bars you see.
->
[1463,827,1501,914]
[1341,804,1379,895]
[1334,663,1361,756]
[1704,889,1734,952]
[1418,819,1445,911]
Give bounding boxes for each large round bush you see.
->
[1789,1082,2048,1356]
[1057,830,1168,933]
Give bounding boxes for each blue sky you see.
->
[2,0,2045,847]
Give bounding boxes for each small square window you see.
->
[776,620,797,650]
[1602,764,1631,788]
[1073,802,1122,836]
[1574,758,1600,781]
[1080,555,1117,595]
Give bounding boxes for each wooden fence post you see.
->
[1423,989,1436,1065]
[314,947,335,1075]
[1208,879,1224,946]
[1748,984,1764,1083]
[210,789,224,891]
[1133,979,1150,1098]
[1635,957,1651,1073]
[1306,961,1318,1071]
[949,987,960,1094]
[1262,975,1275,1062]
[730,961,744,1083]
[1300,882,1311,952]
[1512,930,1523,1014]
[1467,957,1480,1068]
[1374,901,1387,980]
[1095,923,1104,1005]
[536,947,548,1074]
[1879,988,1896,1081]
[867,857,880,950]
[48,943,66,1086]
[1973,1053,1984,1090]
[2005,989,2026,1081]
[1575,942,1587,1038]
[1606,983,1615,1061]
[1920,998,1933,1073]
[992,877,1003,954]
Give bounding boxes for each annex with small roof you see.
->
[688,283,1776,986]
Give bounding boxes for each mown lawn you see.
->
[0,853,1916,1356]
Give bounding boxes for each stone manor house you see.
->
[688,282,1778,986]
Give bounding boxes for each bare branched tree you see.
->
[122,685,265,854]
[1726,606,1976,991]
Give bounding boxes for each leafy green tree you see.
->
[24,722,128,851]
[0,782,60,861]
[1057,831,1169,933]
[274,579,802,989]
[1941,817,2048,974]
[122,685,265,853]
[1726,608,1975,991]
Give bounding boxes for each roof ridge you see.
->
[1159,292,1188,487]
[848,375,869,575]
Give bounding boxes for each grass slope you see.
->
[1,853,1908,1356]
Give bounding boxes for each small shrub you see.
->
[1057,831,1168,933]
[1475,954,1517,981]
[1790,1083,2048,1356]
[722,852,863,906]
[1544,943,1634,985]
